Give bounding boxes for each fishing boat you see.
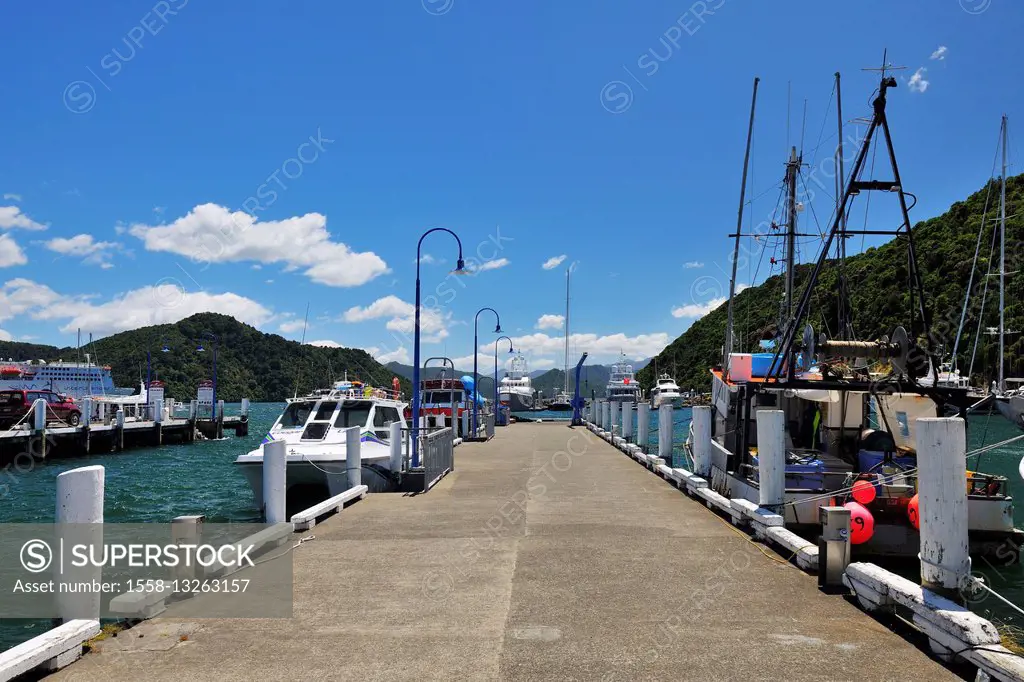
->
[700,73,1019,560]
[605,353,642,403]
[234,379,408,513]
[650,373,684,409]
[499,352,536,412]
[413,376,470,430]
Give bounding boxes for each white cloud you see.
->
[536,314,565,330]
[0,206,47,231]
[0,279,272,336]
[468,257,510,274]
[129,203,389,287]
[44,233,119,267]
[3,194,21,202]
[0,328,11,341]
[418,253,445,265]
[375,346,410,364]
[672,297,726,319]
[307,339,341,348]
[279,320,307,334]
[0,235,27,267]
[542,255,566,270]
[908,68,929,93]
[684,261,704,269]
[343,295,450,342]
[930,46,947,61]
[495,332,670,363]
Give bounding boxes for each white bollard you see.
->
[603,401,611,431]
[115,409,124,428]
[637,402,650,453]
[33,398,46,431]
[461,407,470,440]
[189,400,198,420]
[623,402,633,441]
[658,403,673,461]
[154,398,164,424]
[691,406,713,477]
[217,400,225,420]
[262,440,287,524]
[347,426,362,488]
[756,410,786,510]
[595,400,602,428]
[390,421,403,473]
[55,465,104,621]
[82,397,92,427]
[915,417,970,591]
[610,401,620,436]
[241,398,250,418]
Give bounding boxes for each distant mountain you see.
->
[0,313,406,402]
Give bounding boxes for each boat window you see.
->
[314,401,338,421]
[279,402,314,428]
[335,401,372,428]
[425,391,461,403]
[301,422,330,440]
[373,406,402,438]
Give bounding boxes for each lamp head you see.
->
[196,343,205,353]
[494,324,502,334]
[161,344,170,353]
[452,257,468,275]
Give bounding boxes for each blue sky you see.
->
[0,0,1019,373]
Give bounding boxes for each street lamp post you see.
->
[424,356,456,432]
[472,308,501,437]
[413,229,466,467]
[494,335,514,414]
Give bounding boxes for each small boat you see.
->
[234,379,408,514]
[411,377,470,432]
[605,353,641,403]
[499,352,536,412]
[546,390,573,412]
[649,373,683,409]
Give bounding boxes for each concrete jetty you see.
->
[46,422,954,681]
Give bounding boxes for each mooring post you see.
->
[691,405,712,477]
[637,402,650,453]
[756,410,786,510]
[658,403,672,461]
[389,421,403,475]
[623,401,634,442]
[115,409,124,452]
[153,398,164,446]
[915,417,970,594]
[610,401,620,438]
[55,465,104,622]
[262,439,287,524]
[80,396,92,454]
[603,401,611,432]
[216,400,225,439]
[32,397,47,460]
[461,406,469,441]
[241,398,250,419]
[172,515,205,583]
[347,426,362,487]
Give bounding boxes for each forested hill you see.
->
[638,174,1024,392]
[0,313,407,402]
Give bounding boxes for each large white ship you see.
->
[498,352,536,412]
[0,354,134,399]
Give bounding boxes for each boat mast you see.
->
[783,145,800,327]
[999,114,1008,393]
[563,267,570,394]
[835,71,849,339]
[724,77,759,365]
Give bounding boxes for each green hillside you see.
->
[638,174,1024,392]
[1,313,408,402]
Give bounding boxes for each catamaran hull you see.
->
[237,455,394,511]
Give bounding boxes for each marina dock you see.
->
[44,422,957,681]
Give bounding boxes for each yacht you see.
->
[605,354,642,403]
[649,373,683,408]
[498,353,535,412]
[235,379,408,513]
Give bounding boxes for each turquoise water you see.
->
[0,402,279,651]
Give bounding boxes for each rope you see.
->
[969,577,1024,621]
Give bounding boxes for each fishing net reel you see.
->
[798,324,925,381]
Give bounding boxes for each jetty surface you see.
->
[47,422,955,681]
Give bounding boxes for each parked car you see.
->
[0,389,82,428]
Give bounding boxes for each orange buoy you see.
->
[851,479,877,505]
[907,494,920,530]
[844,501,874,545]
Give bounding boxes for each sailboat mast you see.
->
[835,71,849,339]
[784,146,799,325]
[999,114,1008,393]
[724,77,760,364]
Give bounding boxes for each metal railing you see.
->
[419,426,454,492]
